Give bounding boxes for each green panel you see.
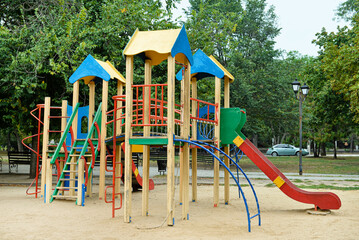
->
[129,138,168,145]
[220,108,247,144]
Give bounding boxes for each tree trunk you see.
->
[320,142,326,156]
[350,134,355,153]
[333,139,337,159]
[252,134,258,147]
[29,128,38,178]
[280,133,288,144]
[313,141,319,157]
[14,130,24,152]
[7,131,12,151]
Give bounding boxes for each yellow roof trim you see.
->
[209,55,234,82]
[95,59,125,83]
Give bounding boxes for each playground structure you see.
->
[22,26,341,232]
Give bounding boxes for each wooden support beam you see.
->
[43,97,51,203]
[77,156,84,206]
[166,55,175,226]
[213,76,221,207]
[70,81,79,196]
[182,59,191,220]
[224,76,230,204]
[142,59,151,216]
[191,78,198,202]
[115,81,123,198]
[88,82,95,196]
[179,75,184,205]
[60,100,67,196]
[99,80,109,200]
[124,56,134,223]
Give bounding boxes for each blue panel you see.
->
[69,54,111,84]
[176,49,224,81]
[66,105,89,147]
[197,105,216,140]
[171,25,193,66]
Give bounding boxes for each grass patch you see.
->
[296,184,359,191]
[292,179,304,183]
[235,156,359,175]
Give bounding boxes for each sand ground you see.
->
[0,183,358,240]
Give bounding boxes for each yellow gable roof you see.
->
[209,55,234,82]
[123,27,192,66]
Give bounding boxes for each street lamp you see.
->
[291,79,309,175]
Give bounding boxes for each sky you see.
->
[171,0,348,56]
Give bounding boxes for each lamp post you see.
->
[291,79,309,175]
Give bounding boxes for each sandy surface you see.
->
[0,183,358,240]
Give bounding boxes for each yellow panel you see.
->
[123,28,181,66]
[132,144,144,153]
[209,55,234,82]
[273,176,285,188]
[134,168,139,177]
[233,136,244,147]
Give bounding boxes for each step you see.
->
[59,178,78,181]
[62,170,78,173]
[66,162,91,165]
[56,186,77,190]
[52,195,77,200]
[70,154,93,157]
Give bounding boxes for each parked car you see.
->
[266,144,309,156]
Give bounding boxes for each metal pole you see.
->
[299,93,303,175]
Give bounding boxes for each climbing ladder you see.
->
[50,103,102,205]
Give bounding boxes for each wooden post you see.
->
[99,80,109,200]
[87,81,95,196]
[60,100,67,196]
[124,56,134,223]
[166,55,175,226]
[142,59,151,216]
[70,81,79,196]
[214,76,221,207]
[43,97,51,203]
[191,78,197,202]
[115,81,123,198]
[179,74,184,205]
[77,156,84,205]
[224,77,230,204]
[182,59,191,220]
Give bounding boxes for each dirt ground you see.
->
[0,183,358,240]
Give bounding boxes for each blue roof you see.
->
[176,49,224,81]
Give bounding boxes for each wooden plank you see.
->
[115,81,124,198]
[224,76,230,204]
[43,97,51,203]
[142,59,151,216]
[213,76,221,207]
[60,100,67,196]
[182,59,191,220]
[166,55,175,226]
[179,73,184,206]
[191,78,198,202]
[70,81,79,196]
[124,55,134,223]
[88,81,95,128]
[77,156,84,205]
[99,80,108,200]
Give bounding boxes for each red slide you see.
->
[239,138,341,210]
[121,143,154,190]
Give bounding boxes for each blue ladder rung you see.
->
[250,213,260,219]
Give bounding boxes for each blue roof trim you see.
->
[171,25,193,66]
[176,49,224,80]
[69,54,111,84]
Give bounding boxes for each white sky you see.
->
[171,0,348,56]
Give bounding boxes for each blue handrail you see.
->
[191,140,261,228]
[174,138,260,232]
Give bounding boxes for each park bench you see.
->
[151,150,167,175]
[8,151,32,173]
